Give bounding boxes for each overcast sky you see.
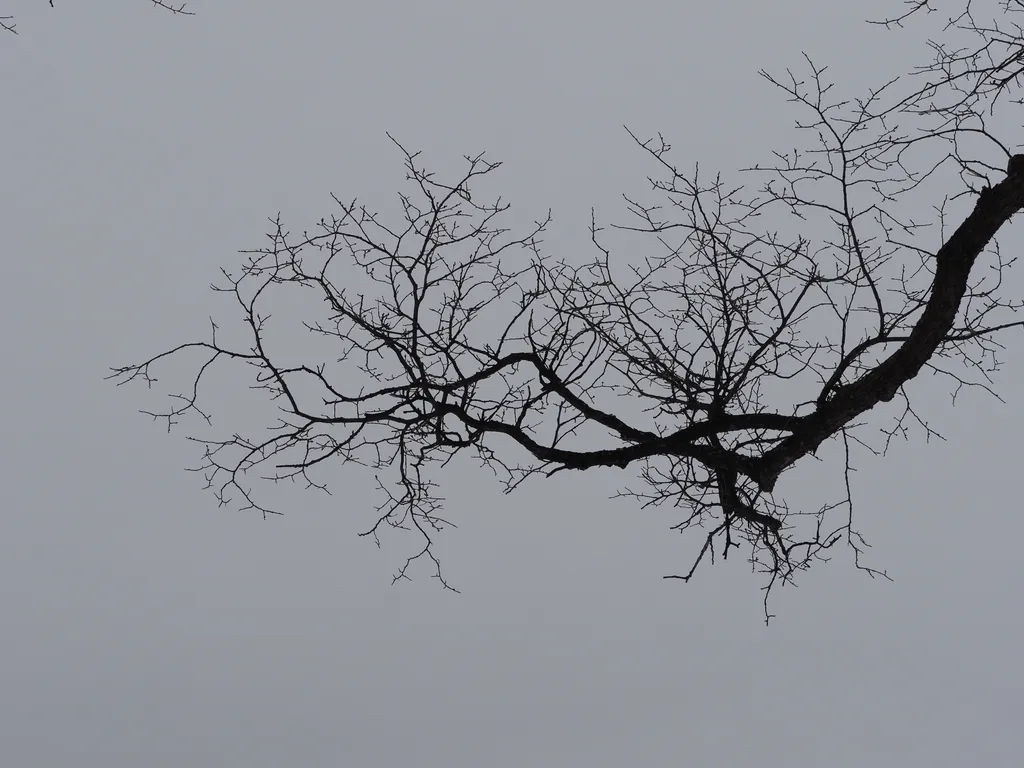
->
[2,1,1022,765]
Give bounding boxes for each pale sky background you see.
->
[2,1,1023,765]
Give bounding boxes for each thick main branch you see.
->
[754,174,1024,490]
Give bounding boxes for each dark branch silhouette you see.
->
[3,0,191,36]
[110,1,1024,615]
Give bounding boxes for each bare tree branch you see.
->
[3,0,192,36]
[110,1,1024,616]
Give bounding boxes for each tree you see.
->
[2,0,191,36]
[109,0,1024,609]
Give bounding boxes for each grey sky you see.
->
[2,1,1022,765]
